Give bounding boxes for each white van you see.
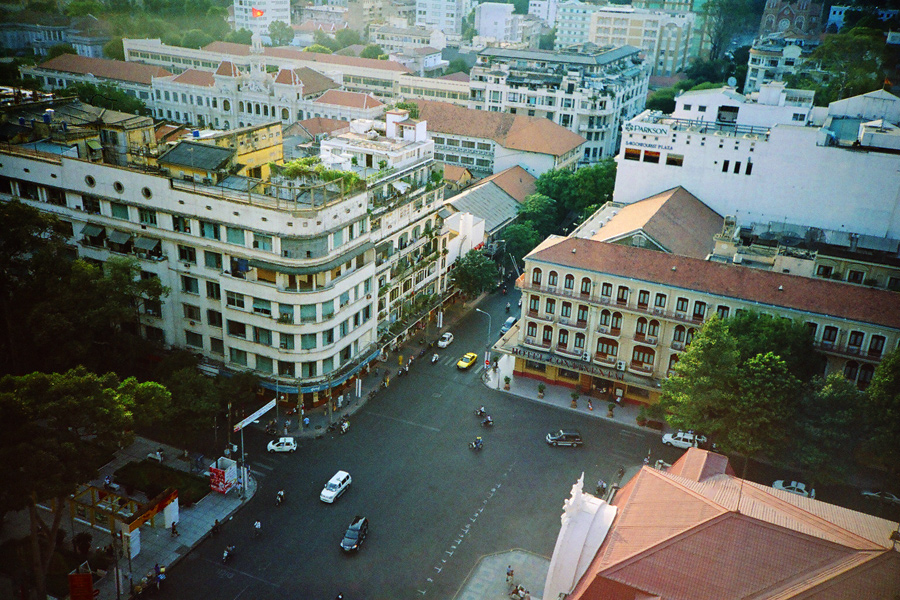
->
[320,470,352,503]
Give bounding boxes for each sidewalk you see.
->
[0,436,257,600]
[454,550,550,600]
[483,353,672,438]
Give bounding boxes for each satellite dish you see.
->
[727,76,738,87]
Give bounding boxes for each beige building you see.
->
[588,6,695,77]
[508,236,900,406]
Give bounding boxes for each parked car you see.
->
[437,332,454,348]
[546,430,583,447]
[500,316,517,334]
[772,480,815,498]
[267,437,297,453]
[861,490,900,506]
[661,431,707,450]
[341,516,369,552]
[457,352,478,369]
[320,470,352,503]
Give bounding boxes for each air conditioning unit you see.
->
[184,263,191,268]
[560,318,569,325]
[599,327,609,334]
[582,352,590,361]
[280,342,290,349]
[647,337,657,344]
[616,360,627,371]
[653,308,664,315]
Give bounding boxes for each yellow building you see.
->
[506,237,900,406]
[193,121,284,180]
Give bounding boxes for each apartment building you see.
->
[0,100,446,404]
[0,13,111,58]
[554,0,605,49]
[415,0,469,37]
[370,24,447,53]
[233,0,292,38]
[507,237,900,405]
[469,45,650,164]
[528,0,559,26]
[588,7,695,77]
[123,38,412,99]
[743,36,818,93]
[475,3,515,41]
[398,73,471,106]
[413,99,585,176]
[613,88,900,239]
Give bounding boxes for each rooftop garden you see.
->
[271,157,366,193]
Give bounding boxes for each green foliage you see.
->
[360,44,384,59]
[268,20,294,46]
[646,87,677,113]
[539,28,556,50]
[225,28,254,44]
[503,223,542,264]
[103,37,126,60]
[69,81,148,114]
[161,368,220,434]
[861,349,900,476]
[334,28,363,48]
[47,44,76,59]
[65,0,104,16]
[700,0,758,60]
[181,29,215,49]
[279,157,364,191]
[395,101,419,118]
[794,374,864,485]
[444,58,469,75]
[726,311,824,382]
[114,460,209,504]
[450,250,499,296]
[517,193,558,238]
[305,43,333,54]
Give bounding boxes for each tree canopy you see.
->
[700,0,758,60]
[503,223,542,265]
[69,81,148,114]
[47,43,76,59]
[861,349,900,477]
[268,20,294,46]
[450,250,499,296]
[305,43,333,54]
[360,44,384,59]
[533,158,617,228]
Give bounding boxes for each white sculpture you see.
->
[562,472,586,524]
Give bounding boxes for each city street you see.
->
[157,291,662,600]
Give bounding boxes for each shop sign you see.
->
[512,346,624,379]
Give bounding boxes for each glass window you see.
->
[531,268,542,285]
[183,303,201,320]
[210,337,224,354]
[580,278,591,295]
[229,348,247,366]
[256,355,273,373]
[178,245,196,263]
[548,271,558,286]
[206,281,221,299]
[564,274,574,289]
[654,293,666,308]
[254,233,273,251]
[322,300,334,318]
[205,251,222,270]
[200,221,220,240]
[546,299,555,314]
[226,291,245,309]
[280,333,294,350]
[110,202,129,220]
[227,227,245,245]
[227,320,246,338]
[173,215,191,233]
[207,309,223,327]
[139,208,157,226]
[301,334,317,349]
[253,327,272,346]
[181,276,198,294]
[185,331,202,347]
[601,283,612,297]
[637,290,650,307]
[675,297,689,312]
[252,298,272,316]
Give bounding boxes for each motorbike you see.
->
[469,438,484,451]
[474,407,487,418]
[418,348,427,358]
[284,406,298,416]
[481,417,494,427]
[276,491,284,507]
[431,354,439,364]
[223,545,235,564]
[340,421,350,435]
[505,303,511,313]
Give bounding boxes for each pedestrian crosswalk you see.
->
[249,458,277,481]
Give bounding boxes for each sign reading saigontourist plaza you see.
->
[623,122,671,137]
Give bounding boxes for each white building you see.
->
[475,3,515,41]
[671,82,815,128]
[613,89,900,239]
[389,47,448,76]
[555,0,605,49]
[826,5,898,30]
[528,0,559,26]
[371,24,447,53]
[415,0,469,37]
[588,6,695,77]
[744,35,818,93]
[469,45,650,164]
[233,0,292,39]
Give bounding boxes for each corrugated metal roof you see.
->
[449,182,518,235]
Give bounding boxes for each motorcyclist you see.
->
[506,302,511,313]
[482,415,493,426]
[476,406,486,417]
[474,436,483,449]
[276,490,284,505]
[431,353,439,364]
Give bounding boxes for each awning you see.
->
[108,230,132,244]
[134,237,161,251]
[86,140,102,150]
[249,241,373,276]
[80,223,104,237]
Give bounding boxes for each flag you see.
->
[251,7,264,17]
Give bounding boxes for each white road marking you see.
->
[367,411,440,432]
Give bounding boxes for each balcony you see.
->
[815,341,881,362]
[671,341,685,351]
[628,362,654,376]
[525,337,551,349]
[594,354,616,367]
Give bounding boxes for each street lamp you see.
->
[475,307,492,353]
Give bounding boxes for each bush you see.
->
[114,460,209,505]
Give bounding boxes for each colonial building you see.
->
[468,45,649,164]
[758,0,823,38]
[0,13,111,58]
[613,89,900,239]
[508,236,900,405]
[370,24,447,53]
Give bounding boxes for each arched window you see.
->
[632,346,655,367]
[239,101,244,113]
[668,354,679,373]
[526,322,537,338]
[858,364,875,389]
[564,274,574,290]
[686,327,697,344]
[596,339,617,358]
[282,108,289,120]
[561,302,572,318]
[648,320,660,337]
[574,332,585,349]
[223,99,231,111]
[263,105,269,116]
[223,121,230,130]
[580,277,591,295]
[600,310,611,326]
[611,312,623,331]
[844,361,859,381]
[636,317,648,336]
[673,325,686,344]
[255,104,261,115]
[616,286,629,304]
[532,268,542,285]
[548,271,559,286]
[557,329,569,348]
[542,325,553,345]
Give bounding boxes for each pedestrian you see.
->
[587,399,593,411]
[506,565,514,582]
[283,423,288,435]
[212,519,220,535]
[154,564,160,577]
[303,416,310,428]
[170,522,179,537]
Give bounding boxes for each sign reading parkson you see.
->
[624,123,670,136]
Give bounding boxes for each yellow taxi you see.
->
[456,352,478,369]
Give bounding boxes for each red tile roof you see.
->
[215,61,241,77]
[473,165,535,203]
[170,69,215,87]
[438,72,470,82]
[527,237,900,330]
[567,449,900,600]
[293,117,350,136]
[35,54,171,85]
[273,67,339,96]
[202,41,412,73]
[414,99,585,156]
[313,89,383,109]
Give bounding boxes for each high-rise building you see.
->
[554,0,605,49]
[415,0,469,37]
[233,0,292,39]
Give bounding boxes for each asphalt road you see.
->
[158,290,660,600]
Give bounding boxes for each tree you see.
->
[862,349,900,477]
[163,368,220,434]
[450,250,499,296]
[70,81,148,114]
[726,310,824,383]
[65,0,103,16]
[334,28,362,49]
[517,193,558,238]
[503,223,542,265]
[103,37,125,60]
[444,58,469,75]
[572,158,616,217]
[794,374,863,485]
[360,44,384,59]
[47,43,76,59]
[699,0,756,60]
[268,20,294,46]
[395,101,420,118]
[646,87,677,113]
[304,43,333,54]
[0,367,170,600]
[225,28,254,44]
[539,28,556,50]
[314,30,340,51]
[181,28,215,49]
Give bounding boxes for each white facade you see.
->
[554,0,604,49]
[234,0,292,38]
[826,5,898,30]
[475,3,515,41]
[744,40,815,94]
[588,7,695,77]
[443,211,487,266]
[528,0,558,26]
[613,90,900,239]
[415,0,468,36]
[371,25,447,53]
[469,46,650,164]
[671,82,815,128]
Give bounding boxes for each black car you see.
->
[546,430,583,447]
[341,516,368,552]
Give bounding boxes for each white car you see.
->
[437,332,454,348]
[861,490,900,506]
[772,480,815,498]
[661,431,707,449]
[267,437,297,453]
[320,470,352,503]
